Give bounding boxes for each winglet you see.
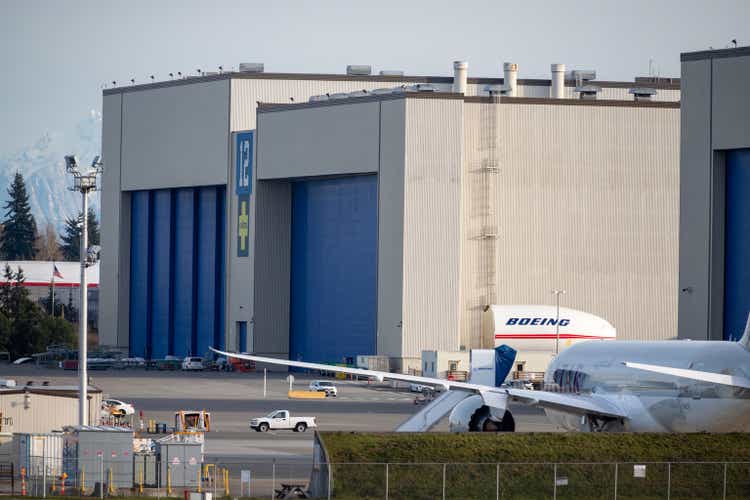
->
[739,312,750,349]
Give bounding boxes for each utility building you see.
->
[679,46,750,341]
[100,62,680,369]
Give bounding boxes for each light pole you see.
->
[65,154,103,426]
[551,289,566,355]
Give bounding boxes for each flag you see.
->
[53,264,63,280]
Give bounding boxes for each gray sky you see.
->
[1,0,748,155]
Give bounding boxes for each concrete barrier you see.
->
[288,390,326,399]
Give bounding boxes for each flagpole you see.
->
[51,263,55,317]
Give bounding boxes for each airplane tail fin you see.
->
[494,345,517,386]
[739,312,750,349]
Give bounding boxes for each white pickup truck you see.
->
[250,410,317,433]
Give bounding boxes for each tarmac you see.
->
[0,365,558,466]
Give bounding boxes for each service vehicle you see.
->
[250,410,316,433]
[309,380,337,397]
[102,398,135,415]
[409,383,435,394]
[181,356,205,371]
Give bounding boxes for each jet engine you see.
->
[448,395,515,432]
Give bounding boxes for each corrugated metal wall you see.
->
[460,102,502,350]
[289,176,378,363]
[129,186,226,358]
[724,149,750,340]
[376,100,407,358]
[461,102,680,342]
[252,181,292,356]
[402,99,464,357]
[0,392,102,434]
[99,94,123,349]
[231,79,680,132]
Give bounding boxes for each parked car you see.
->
[507,380,534,391]
[250,410,317,433]
[102,398,135,416]
[309,380,337,397]
[181,356,205,371]
[409,383,435,394]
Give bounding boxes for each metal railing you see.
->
[3,458,750,498]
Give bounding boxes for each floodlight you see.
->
[65,155,79,173]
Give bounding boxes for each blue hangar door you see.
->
[290,175,378,364]
[725,149,750,340]
[129,185,226,358]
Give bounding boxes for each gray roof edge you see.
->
[103,71,680,96]
[681,46,750,62]
[258,92,680,113]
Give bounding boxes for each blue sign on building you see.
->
[236,131,253,195]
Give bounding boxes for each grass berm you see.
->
[319,432,750,499]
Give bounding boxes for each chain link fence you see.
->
[1,458,749,498]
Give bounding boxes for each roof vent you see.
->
[629,87,657,101]
[567,70,596,82]
[405,83,436,92]
[635,76,679,85]
[347,65,372,76]
[502,62,518,97]
[239,63,264,73]
[484,84,513,96]
[453,61,468,94]
[379,70,404,76]
[575,84,601,100]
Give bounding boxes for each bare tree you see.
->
[35,223,63,261]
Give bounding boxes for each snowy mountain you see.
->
[0,111,101,231]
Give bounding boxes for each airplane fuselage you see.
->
[543,339,750,432]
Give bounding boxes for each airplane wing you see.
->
[211,348,629,420]
[624,361,750,390]
[505,388,628,419]
[210,348,485,392]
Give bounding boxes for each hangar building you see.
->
[679,46,750,341]
[100,62,680,368]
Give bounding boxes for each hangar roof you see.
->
[682,45,750,61]
[256,90,681,113]
[104,70,680,96]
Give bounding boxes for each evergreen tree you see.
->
[0,312,10,353]
[59,209,100,261]
[65,287,78,322]
[39,282,64,317]
[39,315,75,348]
[0,265,76,357]
[0,173,37,260]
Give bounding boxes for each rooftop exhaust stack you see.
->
[629,87,657,101]
[550,63,565,98]
[453,61,468,94]
[239,63,264,73]
[347,65,372,76]
[503,63,518,97]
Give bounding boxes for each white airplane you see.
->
[210,317,750,433]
